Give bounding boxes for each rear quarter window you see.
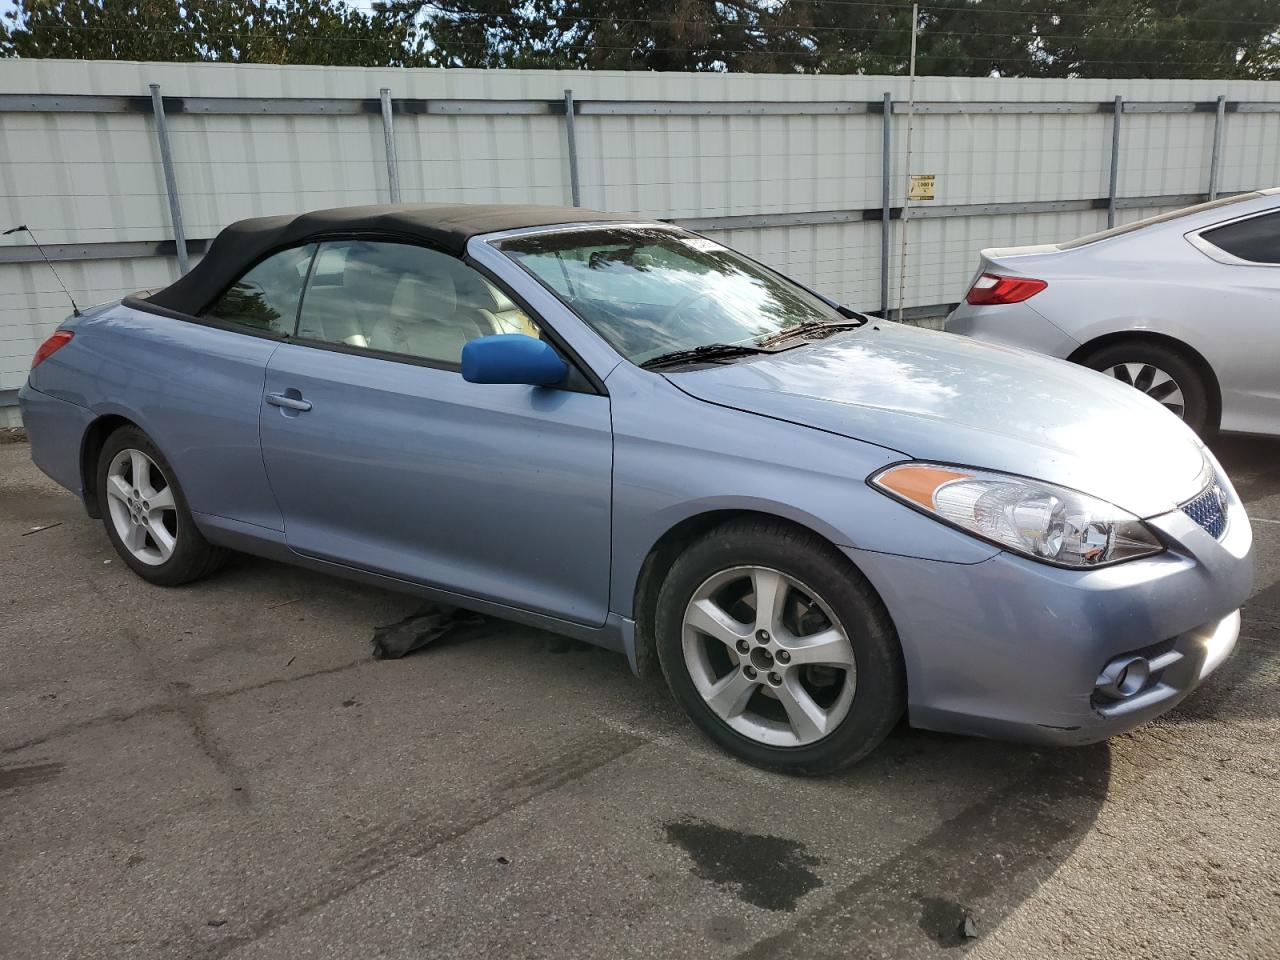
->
[205,244,316,334]
[1199,212,1280,264]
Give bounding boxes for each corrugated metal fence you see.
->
[3,60,1280,424]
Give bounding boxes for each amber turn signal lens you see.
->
[874,464,971,509]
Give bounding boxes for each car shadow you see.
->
[1211,433,1280,502]
[717,725,1112,956]
[117,542,1112,957]
[1169,433,1280,726]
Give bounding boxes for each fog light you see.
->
[1096,655,1151,699]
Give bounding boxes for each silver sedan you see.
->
[945,188,1280,437]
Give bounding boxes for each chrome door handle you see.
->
[265,392,312,412]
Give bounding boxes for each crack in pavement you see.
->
[197,728,647,959]
[1,658,368,756]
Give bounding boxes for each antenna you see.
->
[4,225,81,317]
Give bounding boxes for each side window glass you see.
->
[297,240,539,364]
[205,244,315,334]
[1201,212,1280,264]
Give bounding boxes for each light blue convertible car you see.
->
[19,204,1254,773]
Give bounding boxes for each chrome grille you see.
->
[1181,480,1228,540]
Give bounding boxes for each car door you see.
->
[257,238,614,627]
[151,241,316,531]
[1188,208,1280,432]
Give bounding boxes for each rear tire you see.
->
[1078,340,1214,437]
[96,426,228,586]
[655,518,905,775]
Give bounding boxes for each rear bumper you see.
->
[945,301,1080,359]
[847,490,1255,745]
[17,382,92,497]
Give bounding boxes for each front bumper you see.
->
[848,487,1254,745]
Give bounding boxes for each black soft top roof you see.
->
[143,203,631,315]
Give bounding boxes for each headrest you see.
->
[451,271,505,314]
[392,270,456,318]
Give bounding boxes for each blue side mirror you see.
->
[461,334,569,386]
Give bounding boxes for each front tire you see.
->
[655,519,905,775]
[97,426,227,586]
[1079,340,1213,437]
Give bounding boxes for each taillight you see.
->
[965,273,1047,306]
[31,331,74,369]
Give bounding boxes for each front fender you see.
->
[605,368,1001,618]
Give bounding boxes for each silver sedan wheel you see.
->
[1103,362,1186,418]
[104,448,178,566]
[682,565,857,748]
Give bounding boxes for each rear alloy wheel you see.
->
[97,426,227,586]
[656,519,905,775]
[1101,362,1185,418]
[105,447,178,566]
[1079,340,1212,437]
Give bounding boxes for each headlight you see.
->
[870,463,1163,568]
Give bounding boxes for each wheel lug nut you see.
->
[756,629,769,642]
[776,650,791,663]
[768,672,782,685]
[736,639,750,653]
[743,665,757,680]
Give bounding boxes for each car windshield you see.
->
[493,226,847,364]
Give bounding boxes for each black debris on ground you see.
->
[20,521,62,537]
[371,603,487,660]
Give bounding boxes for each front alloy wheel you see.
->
[682,566,857,747]
[656,518,905,775]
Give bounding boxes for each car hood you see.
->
[666,323,1209,518]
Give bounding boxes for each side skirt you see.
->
[193,511,634,660]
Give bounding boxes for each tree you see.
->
[402,0,1280,79]
[390,0,815,72]
[4,0,1278,78]
[1,0,416,66]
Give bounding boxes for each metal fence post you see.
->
[880,92,892,318]
[149,83,189,274]
[563,89,581,208]
[1107,95,1122,228]
[380,88,401,203]
[1208,94,1226,200]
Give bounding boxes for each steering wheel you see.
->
[660,290,715,326]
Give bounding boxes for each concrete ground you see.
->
[1,435,1277,960]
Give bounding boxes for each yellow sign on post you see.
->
[908,174,936,201]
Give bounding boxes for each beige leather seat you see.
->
[366,264,494,362]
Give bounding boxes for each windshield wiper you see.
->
[756,317,867,347]
[639,342,770,370]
